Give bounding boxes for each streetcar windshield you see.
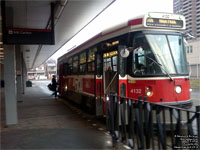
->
[132,33,188,76]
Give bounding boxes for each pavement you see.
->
[0,80,199,149]
[0,80,116,149]
[190,87,200,111]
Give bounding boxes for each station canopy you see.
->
[4,0,115,69]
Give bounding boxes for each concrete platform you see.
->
[0,81,115,149]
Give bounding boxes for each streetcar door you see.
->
[103,51,118,95]
[95,52,104,116]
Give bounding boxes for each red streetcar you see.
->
[57,12,192,115]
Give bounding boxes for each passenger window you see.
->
[88,47,97,72]
[88,62,95,72]
[88,47,97,62]
[80,52,86,64]
[96,53,102,77]
[112,56,117,72]
[68,58,72,75]
[73,56,79,73]
[79,52,87,73]
[63,63,68,76]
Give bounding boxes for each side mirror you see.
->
[120,48,130,58]
[184,32,195,39]
[134,46,143,54]
[120,46,144,58]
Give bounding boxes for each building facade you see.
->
[186,39,200,78]
[173,0,200,39]
[27,59,56,80]
[174,0,200,78]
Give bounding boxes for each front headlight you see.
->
[145,86,153,97]
[64,85,68,91]
[175,86,182,94]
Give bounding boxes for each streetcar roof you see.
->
[58,12,185,63]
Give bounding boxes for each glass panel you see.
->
[88,62,95,72]
[97,54,102,76]
[80,64,86,73]
[145,34,176,74]
[168,35,188,74]
[120,56,126,77]
[131,33,188,76]
[112,56,117,72]
[88,47,97,62]
[80,52,86,64]
[104,58,112,71]
[132,35,163,75]
[68,58,72,75]
[73,56,78,73]
[120,83,126,97]
[63,63,68,75]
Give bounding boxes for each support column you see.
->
[21,56,27,94]
[15,45,23,101]
[4,45,18,125]
[21,53,25,94]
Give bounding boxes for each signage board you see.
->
[4,28,54,45]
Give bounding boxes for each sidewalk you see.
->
[0,81,113,149]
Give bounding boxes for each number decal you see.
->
[130,89,142,94]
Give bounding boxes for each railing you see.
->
[106,93,200,149]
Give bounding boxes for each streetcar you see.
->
[57,12,192,115]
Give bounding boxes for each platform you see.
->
[0,81,117,149]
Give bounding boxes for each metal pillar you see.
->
[4,45,18,125]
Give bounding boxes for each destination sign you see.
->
[146,18,183,28]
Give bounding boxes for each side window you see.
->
[96,53,102,77]
[68,58,72,75]
[79,52,87,73]
[73,56,79,73]
[63,63,68,76]
[88,47,97,72]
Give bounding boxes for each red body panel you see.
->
[125,78,190,103]
[83,78,95,95]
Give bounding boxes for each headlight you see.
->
[64,85,68,91]
[175,86,182,94]
[145,86,153,97]
[146,91,152,96]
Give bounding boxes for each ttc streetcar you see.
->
[57,12,192,115]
